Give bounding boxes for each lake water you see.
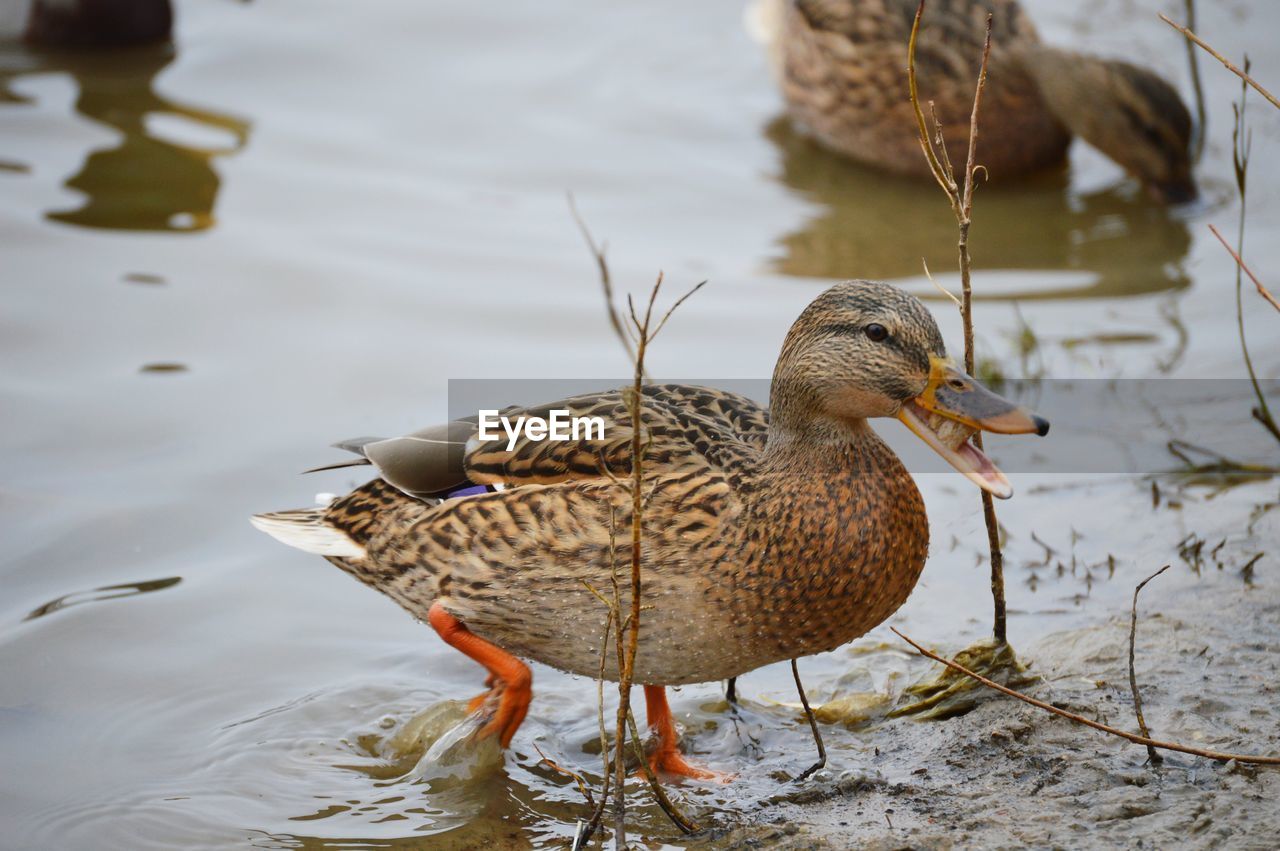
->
[2,0,1278,847]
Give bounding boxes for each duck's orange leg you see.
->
[427,601,532,748]
[643,685,719,780]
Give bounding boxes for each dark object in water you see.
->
[20,0,172,47]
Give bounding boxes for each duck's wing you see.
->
[466,384,767,489]
[315,384,766,500]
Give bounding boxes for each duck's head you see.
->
[1024,48,1196,204]
[771,281,1048,498]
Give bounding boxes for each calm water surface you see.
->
[2,0,1278,847]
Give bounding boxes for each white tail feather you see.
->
[250,510,367,559]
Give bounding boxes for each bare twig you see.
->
[624,708,699,834]
[923,259,962,308]
[534,743,596,808]
[907,1,958,205]
[569,193,637,363]
[651,280,707,340]
[891,627,1280,765]
[908,1,1007,643]
[613,275,657,850]
[574,608,614,850]
[1128,565,1171,765]
[791,659,826,781]
[960,20,993,224]
[1209,223,1280,313]
[572,218,705,846]
[1159,13,1280,112]
[1224,60,1280,445]
[1180,1,1207,163]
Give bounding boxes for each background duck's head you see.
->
[1023,47,1196,203]
[770,281,1048,497]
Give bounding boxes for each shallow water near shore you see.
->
[2,0,1279,847]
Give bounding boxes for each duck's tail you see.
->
[252,478,423,559]
[250,506,368,559]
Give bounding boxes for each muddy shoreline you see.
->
[702,578,1279,849]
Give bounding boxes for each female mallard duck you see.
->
[755,0,1196,202]
[253,281,1048,778]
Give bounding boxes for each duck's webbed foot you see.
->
[428,602,532,747]
[641,685,730,782]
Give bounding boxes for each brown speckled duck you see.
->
[754,0,1196,201]
[252,281,1048,778]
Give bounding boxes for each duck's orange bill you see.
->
[895,356,1049,499]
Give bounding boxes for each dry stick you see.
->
[891,627,1280,765]
[1208,223,1280,313]
[613,281,654,851]
[576,207,702,845]
[1180,0,1207,163]
[570,193,637,363]
[607,274,705,847]
[907,2,959,205]
[908,1,1008,642]
[790,659,826,781]
[623,708,699,834]
[574,603,615,851]
[1128,565,1171,766]
[1159,13,1280,112]
[534,743,596,808]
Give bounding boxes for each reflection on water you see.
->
[766,119,1194,300]
[24,576,181,621]
[0,44,248,232]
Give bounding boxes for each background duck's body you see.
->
[1,0,171,46]
[759,0,1196,200]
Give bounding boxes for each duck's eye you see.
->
[864,323,889,342]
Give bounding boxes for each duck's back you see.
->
[770,0,1070,177]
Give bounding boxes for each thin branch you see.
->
[1181,0,1207,163]
[1159,13,1280,112]
[923,258,962,308]
[534,743,596,808]
[791,659,826,781]
[569,193,636,363]
[909,1,1007,644]
[908,0,959,204]
[650,280,708,341]
[1209,223,1280,312]
[928,100,957,187]
[892,627,1280,765]
[624,709,699,834]
[960,16,994,220]
[1128,565,1170,765]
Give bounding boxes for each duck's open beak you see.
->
[895,356,1049,499]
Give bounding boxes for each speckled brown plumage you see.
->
[762,0,1195,200]
[256,281,950,688]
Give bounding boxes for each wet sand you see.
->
[707,577,1279,850]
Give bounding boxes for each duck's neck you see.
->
[760,415,890,477]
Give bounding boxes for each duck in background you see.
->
[1,0,170,46]
[1,0,251,231]
[750,0,1197,202]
